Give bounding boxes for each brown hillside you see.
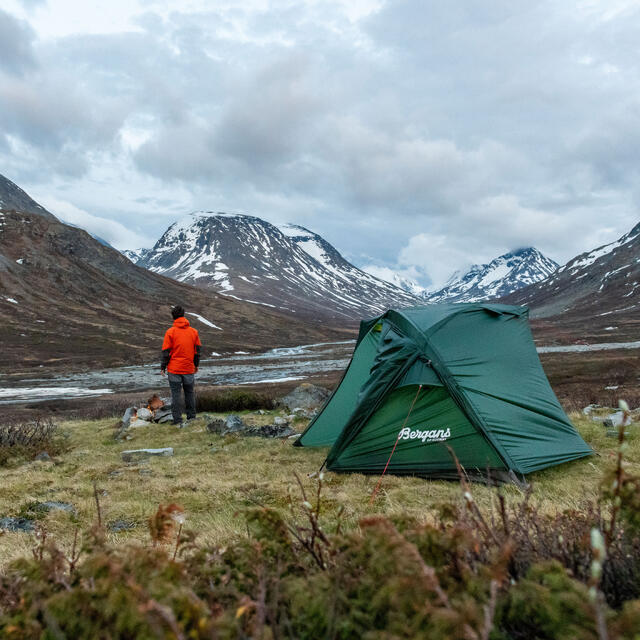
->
[0,209,352,376]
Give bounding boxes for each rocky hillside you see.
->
[504,222,640,343]
[133,212,419,320]
[0,174,56,221]
[424,248,558,303]
[0,209,349,376]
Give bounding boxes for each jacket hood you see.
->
[173,317,190,329]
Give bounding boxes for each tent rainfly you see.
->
[296,304,592,480]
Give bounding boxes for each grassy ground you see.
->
[1,408,638,567]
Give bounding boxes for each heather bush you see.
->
[196,389,275,413]
[0,418,66,466]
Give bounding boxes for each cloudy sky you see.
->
[2,0,640,288]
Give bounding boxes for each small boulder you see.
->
[35,451,51,462]
[274,416,289,426]
[137,407,153,421]
[279,383,330,411]
[206,415,248,436]
[108,519,137,532]
[122,447,174,462]
[225,414,246,432]
[129,418,152,428]
[154,407,174,423]
[121,406,137,428]
[36,501,77,515]
[603,411,628,428]
[206,418,226,435]
[0,516,35,532]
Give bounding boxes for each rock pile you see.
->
[206,414,296,439]
[116,394,174,440]
[583,403,635,437]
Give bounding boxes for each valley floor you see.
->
[1,407,637,566]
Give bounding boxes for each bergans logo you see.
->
[398,427,451,443]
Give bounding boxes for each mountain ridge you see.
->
[424,247,559,303]
[0,174,57,221]
[132,212,420,320]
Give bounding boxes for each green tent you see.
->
[296,304,592,480]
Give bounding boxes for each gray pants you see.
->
[167,373,196,423]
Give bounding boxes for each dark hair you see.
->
[171,305,185,319]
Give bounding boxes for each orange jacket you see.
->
[161,317,202,374]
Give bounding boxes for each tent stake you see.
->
[369,384,423,505]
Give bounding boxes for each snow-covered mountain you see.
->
[505,222,640,320]
[361,266,427,297]
[131,212,420,320]
[122,247,150,263]
[424,248,559,303]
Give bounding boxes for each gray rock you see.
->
[137,407,153,421]
[274,416,289,426]
[121,406,137,427]
[279,383,330,411]
[0,516,35,532]
[36,501,77,515]
[121,447,173,462]
[108,470,124,478]
[108,519,137,532]
[154,407,174,423]
[225,414,246,432]
[246,424,296,438]
[206,415,248,436]
[129,418,152,428]
[35,451,51,462]
[206,418,226,435]
[603,411,627,428]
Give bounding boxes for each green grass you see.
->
[0,409,637,566]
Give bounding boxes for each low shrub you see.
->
[2,430,640,638]
[196,389,275,413]
[0,418,66,466]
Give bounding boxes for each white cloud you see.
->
[35,195,148,249]
[2,0,640,282]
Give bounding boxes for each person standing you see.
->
[160,305,202,426]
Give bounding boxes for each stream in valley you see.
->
[3,338,640,404]
[0,341,356,404]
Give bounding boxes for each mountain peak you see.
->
[424,247,558,303]
[0,174,57,221]
[134,212,419,320]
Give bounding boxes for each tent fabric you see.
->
[327,385,504,475]
[297,303,592,478]
[294,322,381,447]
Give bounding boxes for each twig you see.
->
[93,481,103,528]
[481,580,499,640]
[172,524,183,561]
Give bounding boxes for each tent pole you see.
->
[369,384,423,505]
